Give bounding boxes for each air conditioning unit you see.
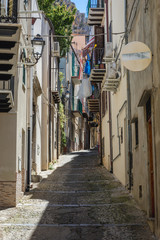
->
[105,42,113,58]
[107,62,117,79]
[52,42,60,57]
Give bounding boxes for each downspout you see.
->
[125,0,133,190]
[105,0,113,173]
[26,127,30,191]
[57,58,60,159]
[27,65,33,191]
[26,1,32,192]
[49,29,52,163]
[99,83,102,164]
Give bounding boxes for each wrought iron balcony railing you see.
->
[87,0,104,16]
[0,0,18,23]
[91,48,105,69]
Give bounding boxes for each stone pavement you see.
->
[0,150,156,240]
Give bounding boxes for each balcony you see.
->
[88,98,99,113]
[89,48,106,83]
[71,76,81,85]
[0,76,14,112]
[72,98,82,118]
[0,1,21,112]
[102,63,121,92]
[87,0,104,26]
[87,84,100,113]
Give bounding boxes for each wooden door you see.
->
[148,118,155,218]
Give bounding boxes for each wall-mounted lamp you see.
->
[65,90,70,100]
[20,34,45,67]
[31,34,45,62]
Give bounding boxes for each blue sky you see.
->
[71,0,88,13]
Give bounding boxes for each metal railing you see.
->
[0,0,18,23]
[91,47,104,69]
[87,0,104,16]
[90,85,100,99]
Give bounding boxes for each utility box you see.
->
[52,42,60,57]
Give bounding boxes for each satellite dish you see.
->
[121,41,152,72]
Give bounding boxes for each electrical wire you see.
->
[42,90,58,113]
[115,0,140,61]
[128,0,140,33]
[25,31,126,39]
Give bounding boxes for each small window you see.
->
[121,127,123,144]
[135,119,139,146]
[23,65,26,85]
[139,185,142,198]
[22,49,26,85]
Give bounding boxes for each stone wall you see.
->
[16,173,23,205]
[0,181,16,207]
[0,173,23,207]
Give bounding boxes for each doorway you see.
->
[146,97,155,218]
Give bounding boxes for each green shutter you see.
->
[72,52,75,76]
[78,100,82,114]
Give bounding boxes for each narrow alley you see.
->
[0,150,155,240]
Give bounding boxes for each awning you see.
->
[82,37,95,57]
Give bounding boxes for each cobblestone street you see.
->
[0,150,156,240]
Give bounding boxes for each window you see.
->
[135,119,139,146]
[146,97,151,121]
[22,49,26,85]
[121,127,123,144]
[102,91,107,117]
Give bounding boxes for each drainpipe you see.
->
[99,83,102,165]
[105,0,113,173]
[108,93,113,173]
[26,1,33,192]
[49,29,52,163]
[125,0,133,190]
[26,66,33,191]
[26,127,30,192]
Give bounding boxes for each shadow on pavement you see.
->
[1,150,154,240]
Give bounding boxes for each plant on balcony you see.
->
[38,0,76,57]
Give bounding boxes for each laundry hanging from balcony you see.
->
[78,78,92,100]
[79,51,83,80]
[82,36,95,57]
[84,54,91,76]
